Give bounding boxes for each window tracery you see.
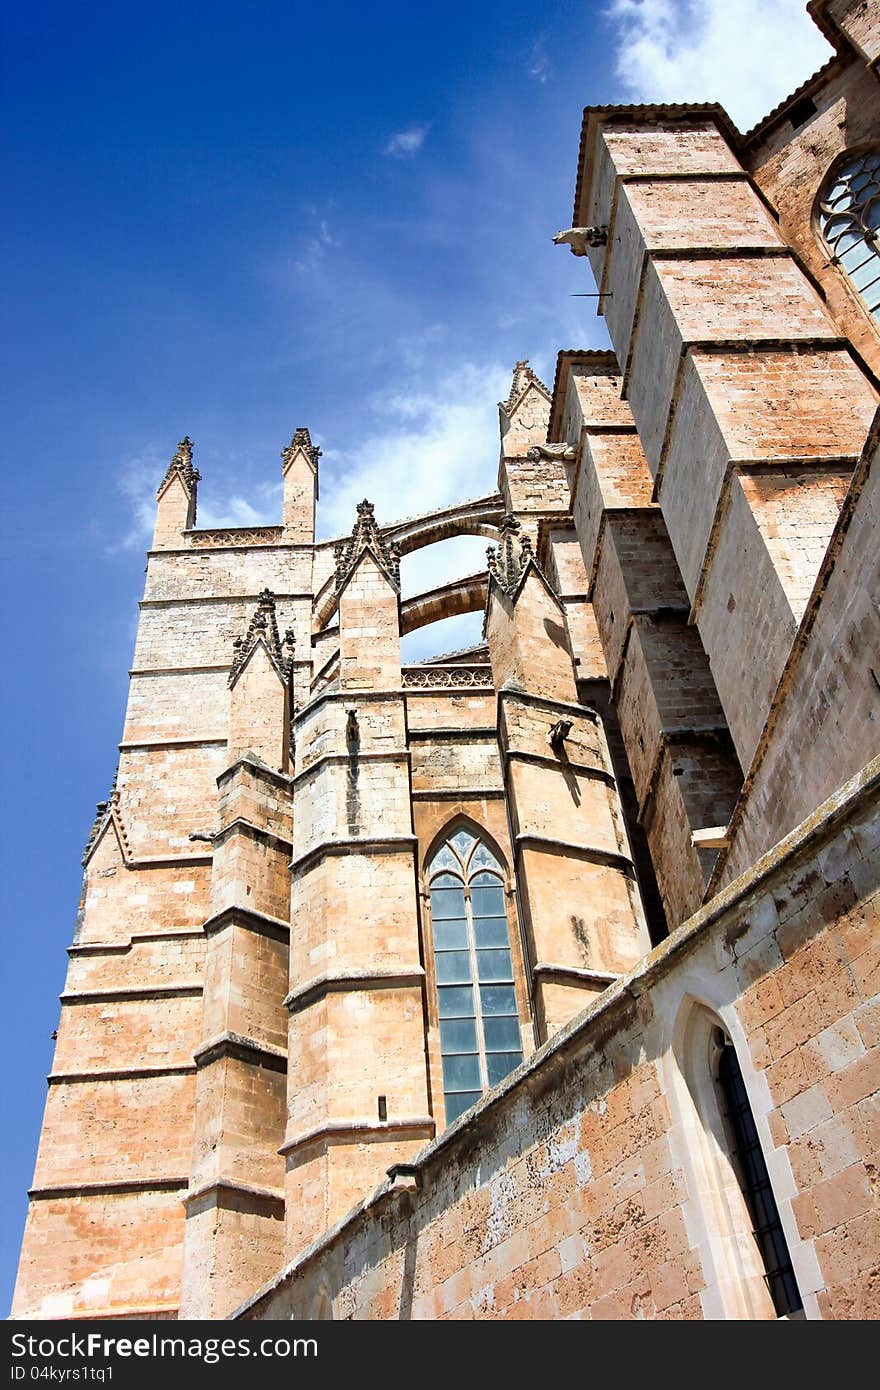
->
[818,149,880,321]
[426,826,523,1122]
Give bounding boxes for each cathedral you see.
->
[12,0,880,1320]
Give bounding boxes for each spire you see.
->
[158,436,201,497]
[281,427,322,475]
[334,499,401,593]
[486,514,546,598]
[499,359,551,419]
[229,589,295,688]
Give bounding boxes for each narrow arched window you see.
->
[818,148,880,321]
[715,1034,803,1318]
[427,827,524,1123]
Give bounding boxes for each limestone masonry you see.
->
[13,0,880,1320]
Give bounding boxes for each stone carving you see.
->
[526,442,576,462]
[281,426,322,472]
[188,527,283,548]
[82,767,131,866]
[159,436,201,496]
[486,514,537,596]
[402,667,493,689]
[552,226,608,254]
[501,359,550,416]
[229,589,295,686]
[334,499,401,592]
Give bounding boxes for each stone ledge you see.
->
[138,590,310,607]
[47,1065,196,1084]
[29,1177,189,1201]
[284,967,425,1014]
[294,687,407,725]
[497,688,600,722]
[60,984,203,1004]
[506,748,616,783]
[212,818,293,854]
[515,833,636,877]
[279,1117,436,1158]
[118,737,226,751]
[193,1032,287,1073]
[408,726,496,741]
[202,904,290,942]
[531,962,620,989]
[410,787,505,801]
[216,752,294,791]
[68,928,205,958]
[292,750,410,787]
[183,1178,285,1217]
[290,835,418,876]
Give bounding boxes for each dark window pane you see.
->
[483,1016,522,1051]
[479,985,517,1016]
[433,917,468,950]
[445,1091,481,1122]
[476,948,514,982]
[430,885,466,920]
[486,1051,523,1087]
[717,1043,802,1317]
[440,1018,478,1054]
[474,916,510,948]
[442,1053,481,1091]
[435,950,472,985]
[471,884,506,917]
[437,985,475,1019]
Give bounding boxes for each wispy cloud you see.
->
[291,214,342,275]
[528,39,551,83]
[112,448,167,552]
[606,0,832,131]
[111,451,282,553]
[384,125,429,159]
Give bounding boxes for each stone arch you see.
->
[384,495,505,556]
[313,496,502,632]
[400,572,487,635]
[423,813,510,882]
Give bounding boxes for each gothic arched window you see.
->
[670,1002,805,1319]
[715,1035,803,1318]
[818,148,880,321]
[427,826,524,1123]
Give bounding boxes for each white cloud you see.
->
[111,451,282,553]
[318,359,510,655]
[317,360,507,548]
[606,0,833,131]
[385,125,429,158]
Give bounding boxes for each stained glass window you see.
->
[427,829,523,1123]
[818,148,880,321]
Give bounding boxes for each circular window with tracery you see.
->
[818,148,880,321]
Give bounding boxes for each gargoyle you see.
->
[552,226,608,255]
[526,443,576,462]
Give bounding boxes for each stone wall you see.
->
[239,759,880,1321]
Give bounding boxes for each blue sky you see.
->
[1,0,831,1314]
